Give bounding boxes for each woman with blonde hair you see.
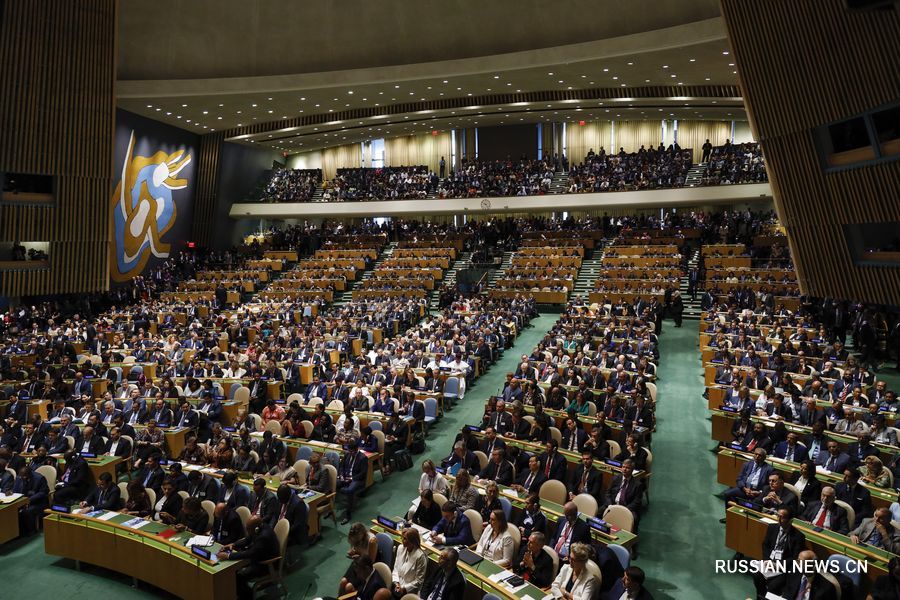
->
[448,468,479,510]
[551,542,597,600]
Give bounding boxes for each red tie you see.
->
[545,455,552,477]
[554,521,570,553]
[815,507,828,528]
[747,438,758,451]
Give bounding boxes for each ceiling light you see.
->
[394,85,400,88]
[218,103,224,107]
[347,90,354,94]
[146,104,152,108]
[300,97,306,100]
[217,116,222,120]
[627,62,633,66]
[267,97,272,100]
[612,76,618,80]
[166,112,171,115]
[493,75,499,79]
[155,108,161,112]
[722,51,729,55]
[547,72,553,75]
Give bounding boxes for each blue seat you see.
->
[608,543,630,570]
[302,306,312,318]
[295,446,313,461]
[423,398,438,428]
[368,421,382,431]
[483,594,502,600]
[229,383,242,399]
[130,365,143,376]
[827,553,862,588]
[375,532,395,568]
[111,367,122,382]
[366,330,374,345]
[324,451,340,468]
[499,497,512,522]
[441,377,460,411]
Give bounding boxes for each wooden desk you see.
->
[0,496,27,544]
[247,432,380,488]
[725,505,889,586]
[43,510,242,600]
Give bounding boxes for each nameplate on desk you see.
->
[19,395,31,401]
[465,425,482,432]
[80,453,97,458]
[191,546,214,560]
[377,515,400,530]
[738,500,755,509]
[51,504,71,513]
[587,517,611,534]
[729,442,744,451]
[719,405,738,413]
[605,459,623,468]
[435,466,447,474]
[223,427,236,432]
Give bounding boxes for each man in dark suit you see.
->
[772,432,809,463]
[603,459,645,528]
[511,455,546,495]
[337,439,367,524]
[550,501,591,561]
[770,550,838,600]
[249,478,278,526]
[798,398,827,427]
[515,493,547,539]
[835,468,873,527]
[429,501,474,546]
[136,454,166,496]
[847,432,880,468]
[274,484,308,545]
[753,507,807,599]
[80,472,121,511]
[76,425,104,455]
[569,450,603,499]
[104,426,132,461]
[217,515,280,600]
[816,441,851,474]
[444,441,480,473]
[605,566,654,600]
[539,440,567,482]
[5,395,28,426]
[15,422,43,454]
[174,401,199,429]
[561,419,587,453]
[512,531,554,588]
[752,472,799,516]
[482,400,513,435]
[13,466,49,533]
[478,448,513,485]
[211,502,246,545]
[54,451,92,504]
[186,470,219,501]
[801,485,850,534]
[478,426,506,457]
[722,448,774,513]
[419,548,466,600]
[219,471,252,508]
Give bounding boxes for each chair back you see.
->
[834,500,855,530]
[443,377,460,398]
[250,414,263,432]
[373,562,392,587]
[539,479,567,506]
[463,508,483,539]
[499,497,512,522]
[573,493,598,517]
[327,399,344,411]
[177,490,189,500]
[433,493,448,508]
[36,465,57,489]
[233,387,250,406]
[293,459,309,483]
[646,381,657,403]
[229,383,242,399]
[424,397,438,418]
[235,505,251,529]
[249,450,260,464]
[602,505,635,532]
[506,523,521,557]
[200,500,216,529]
[608,543,630,570]
[117,481,129,502]
[301,420,314,437]
[606,439,621,457]
[543,545,559,577]
[323,464,338,493]
[146,487,157,508]
[375,532,395,568]
[643,447,653,472]
[286,393,302,405]
[295,446,313,461]
[585,559,603,588]
[820,572,843,599]
[473,451,489,471]
[265,420,282,435]
[371,429,385,453]
[548,426,562,446]
[827,553,861,588]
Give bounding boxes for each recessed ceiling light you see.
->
[612,76,618,80]
[671,74,676,78]
[155,108,161,111]
[627,62,633,66]
[394,85,400,88]
[663,65,668,69]
[166,112,171,115]
[267,97,272,100]
[218,103,224,107]
[146,104,152,108]
[237,110,242,113]
[602,68,609,72]
[547,72,553,75]
[690,58,696,62]
[645,79,650,83]
[217,116,222,120]
[493,75,500,79]
[723,51,729,55]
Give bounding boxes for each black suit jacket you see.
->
[773,573,837,600]
[512,544,554,588]
[762,524,806,560]
[479,460,513,486]
[514,469,547,494]
[105,437,132,458]
[59,458,91,495]
[77,435,105,456]
[550,516,591,554]
[137,466,166,494]
[276,495,308,544]
[212,509,246,545]
[250,490,279,525]
[568,465,603,498]
[539,452,568,482]
[605,475,644,515]
[84,485,122,511]
[801,501,851,535]
[515,508,547,539]
[561,428,587,453]
[420,567,466,600]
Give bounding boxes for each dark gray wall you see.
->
[477,124,537,161]
[214,142,282,249]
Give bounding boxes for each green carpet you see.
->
[11,315,896,598]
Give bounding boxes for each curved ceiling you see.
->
[118,0,721,80]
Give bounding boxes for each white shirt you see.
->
[336,414,361,433]
[418,472,448,495]
[391,545,427,593]
[107,440,119,456]
[475,525,514,567]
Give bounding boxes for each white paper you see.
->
[0,493,23,503]
[182,464,203,471]
[815,466,829,475]
[96,511,120,521]
[760,517,777,524]
[123,518,151,530]
[765,593,788,600]
[187,535,213,547]
[501,489,521,499]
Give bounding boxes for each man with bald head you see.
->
[512,531,554,587]
[801,485,850,535]
[217,514,279,600]
[850,507,900,553]
[549,501,590,561]
[211,502,245,545]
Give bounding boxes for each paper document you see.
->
[0,493,24,503]
[187,535,214,547]
[96,511,120,521]
[122,517,151,529]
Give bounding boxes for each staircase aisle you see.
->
[679,248,703,320]
[331,242,396,307]
[429,251,472,310]
[684,162,707,187]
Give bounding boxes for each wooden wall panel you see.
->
[720,0,900,305]
[0,0,117,297]
[191,132,224,247]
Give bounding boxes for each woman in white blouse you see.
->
[551,542,597,600]
[475,509,515,568]
[418,459,448,495]
[374,528,427,599]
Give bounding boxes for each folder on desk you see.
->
[458,548,483,566]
